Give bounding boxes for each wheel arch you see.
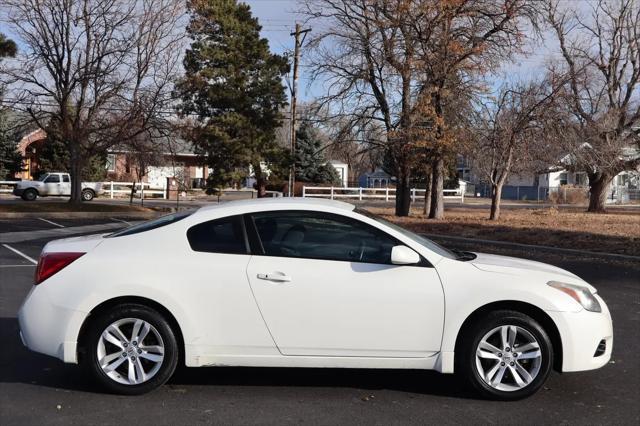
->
[453,300,563,372]
[76,295,186,366]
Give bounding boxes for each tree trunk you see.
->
[68,145,82,204]
[253,163,267,198]
[587,172,612,213]
[428,156,444,219]
[489,182,503,220]
[423,167,432,216]
[395,169,411,217]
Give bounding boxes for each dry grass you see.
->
[369,206,640,257]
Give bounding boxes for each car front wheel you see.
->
[21,189,37,201]
[458,310,553,400]
[84,304,179,395]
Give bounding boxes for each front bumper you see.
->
[547,294,613,372]
[18,285,88,364]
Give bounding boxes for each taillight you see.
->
[34,252,85,285]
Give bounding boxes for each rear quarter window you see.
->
[186,215,248,254]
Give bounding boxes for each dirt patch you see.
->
[368,206,640,257]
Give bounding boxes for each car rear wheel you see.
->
[458,310,553,400]
[81,189,95,201]
[22,189,37,201]
[84,304,178,395]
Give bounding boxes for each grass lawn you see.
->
[0,202,157,213]
[371,206,640,257]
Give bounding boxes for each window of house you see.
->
[559,172,568,186]
[249,211,398,264]
[106,154,116,172]
[187,215,248,254]
[575,173,587,186]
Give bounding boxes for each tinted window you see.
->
[187,215,247,254]
[62,175,70,183]
[108,210,193,237]
[250,211,397,264]
[44,175,60,183]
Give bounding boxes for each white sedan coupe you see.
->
[18,198,612,399]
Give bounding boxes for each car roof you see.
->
[196,197,356,214]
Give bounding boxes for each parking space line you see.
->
[37,217,65,228]
[111,217,131,226]
[1,244,38,264]
[0,264,36,268]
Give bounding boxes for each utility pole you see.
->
[288,23,311,197]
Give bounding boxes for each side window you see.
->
[62,175,70,183]
[44,175,60,183]
[187,215,247,254]
[250,211,397,264]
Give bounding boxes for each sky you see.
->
[245,0,594,101]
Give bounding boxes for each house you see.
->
[15,128,47,180]
[456,151,640,202]
[329,160,349,187]
[358,168,393,188]
[106,138,207,189]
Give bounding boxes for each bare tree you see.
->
[468,80,562,220]
[1,0,184,203]
[303,0,539,217]
[545,0,640,212]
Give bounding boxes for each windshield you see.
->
[107,210,194,237]
[355,208,458,260]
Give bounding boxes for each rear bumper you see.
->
[547,294,613,372]
[18,285,88,364]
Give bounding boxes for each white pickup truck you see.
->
[13,172,103,201]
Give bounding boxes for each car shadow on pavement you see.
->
[0,317,476,399]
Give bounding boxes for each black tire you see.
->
[81,189,95,201]
[457,310,553,400]
[83,303,179,395]
[22,189,37,201]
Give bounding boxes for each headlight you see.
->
[548,281,602,312]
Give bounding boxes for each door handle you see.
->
[257,272,291,282]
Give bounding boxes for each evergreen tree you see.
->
[0,112,22,179]
[176,0,289,196]
[295,122,341,185]
[0,34,20,179]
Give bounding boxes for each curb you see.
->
[0,211,166,219]
[424,233,640,261]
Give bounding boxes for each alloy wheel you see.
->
[97,318,165,385]
[474,325,542,392]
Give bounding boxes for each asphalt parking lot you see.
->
[0,217,638,425]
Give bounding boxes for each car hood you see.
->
[469,252,596,292]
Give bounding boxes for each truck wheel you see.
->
[82,189,95,201]
[22,189,37,201]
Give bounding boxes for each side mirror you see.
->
[391,245,421,265]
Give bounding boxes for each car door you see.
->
[60,174,71,195]
[43,174,61,195]
[245,210,445,358]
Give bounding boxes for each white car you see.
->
[18,198,612,399]
[13,172,103,201]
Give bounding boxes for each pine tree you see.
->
[176,0,289,196]
[0,112,22,179]
[0,34,20,179]
[295,122,341,185]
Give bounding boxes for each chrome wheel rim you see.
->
[475,325,542,392]
[97,318,165,385]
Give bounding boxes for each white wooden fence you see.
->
[102,181,167,199]
[302,186,464,203]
